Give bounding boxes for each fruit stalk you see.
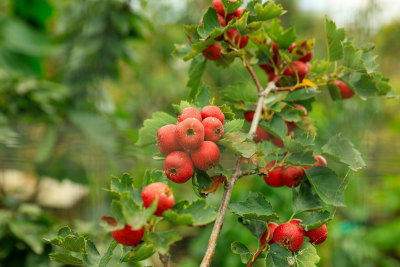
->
[246,242,269,267]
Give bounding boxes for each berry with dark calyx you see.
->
[294,104,308,116]
[299,51,313,63]
[305,224,328,245]
[263,161,284,187]
[227,28,248,49]
[191,141,220,171]
[157,124,182,155]
[254,126,270,143]
[202,43,223,61]
[273,222,304,252]
[163,151,194,183]
[201,105,225,124]
[141,182,175,216]
[260,222,279,245]
[111,225,145,246]
[176,118,204,150]
[332,80,355,99]
[282,166,305,187]
[202,117,224,142]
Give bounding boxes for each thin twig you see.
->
[247,242,269,267]
[158,253,170,267]
[276,84,307,91]
[239,170,257,178]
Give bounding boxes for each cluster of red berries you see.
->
[111,182,175,246]
[263,154,327,188]
[157,106,225,183]
[201,0,248,61]
[260,219,328,252]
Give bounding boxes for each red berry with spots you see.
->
[163,151,194,183]
[191,141,220,171]
[254,126,270,143]
[111,225,145,246]
[201,105,225,124]
[305,224,328,245]
[202,43,223,61]
[141,182,175,216]
[282,166,305,187]
[263,161,284,187]
[273,222,304,252]
[332,80,355,99]
[178,107,202,122]
[176,118,204,150]
[157,124,182,155]
[202,117,224,142]
[260,222,279,245]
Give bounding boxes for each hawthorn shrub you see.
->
[45,1,393,266]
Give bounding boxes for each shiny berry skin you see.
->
[202,117,224,142]
[244,111,255,122]
[141,182,175,216]
[254,126,270,143]
[260,222,279,245]
[163,151,194,183]
[178,107,202,122]
[111,225,145,246]
[176,118,204,150]
[282,166,305,187]
[202,43,223,61]
[227,28,248,49]
[273,222,304,252]
[190,141,220,171]
[332,80,355,99]
[201,105,225,124]
[157,124,182,155]
[305,224,328,245]
[263,161,284,187]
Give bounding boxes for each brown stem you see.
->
[247,242,269,267]
[158,253,170,267]
[239,170,257,178]
[277,85,307,91]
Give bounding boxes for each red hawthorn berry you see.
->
[271,42,279,54]
[176,118,204,150]
[254,126,270,143]
[290,218,304,231]
[284,61,309,81]
[163,151,194,183]
[305,224,328,245]
[141,182,175,216]
[111,224,145,246]
[202,43,223,61]
[282,166,305,187]
[273,222,304,252]
[299,51,313,63]
[294,104,308,116]
[226,7,244,22]
[178,107,202,122]
[227,28,248,49]
[260,222,279,245]
[332,80,355,99]
[202,117,224,142]
[212,0,225,16]
[272,135,284,148]
[259,63,274,75]
[288,42,296,53]
[191,141,220,171]
[157,124,182,155]
[263,161,284,187]
[201,105,225,124]
[304,155,328,170]
[244,108,265,122]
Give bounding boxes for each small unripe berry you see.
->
[260,222,279,245]
[254,126,270,143]
[305,224,328,245]
[202,43,223,61]
[332,80,355,99]
[178,107,202,122]
[141,182,175,216]
[163,151,194,183]
[191,141,220,171]
[176,118,204,150]
[111,225,144,246]
[202,117,224,142]
[263,161,284,187]
[273,222,304,252]
[282,166,305,187]
[201,105,225,124]
[157,124,182,155]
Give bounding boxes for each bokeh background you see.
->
[0,0,399,266]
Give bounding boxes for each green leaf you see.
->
[82,240,100,266]
[198,7,223,39]
[149,231,182,254]
[284,88,319,101]
[229,192,279,221]
[286,151,316,166]
[194,85,210,107]
[219,104,236,120]
[98,241,118,267]
[345,73,377,98]
[192,169,212,198]
[325,17,345,61]
[218,131,257,158]
[136,112,177,146]
[283,134,315,153]
[292,181,326,213]
[321,134,366,171]
[247,1,284,23]
[221,82,258,103]
[265,244,293,267]
[45,227,87,254]
[122,243,156,263]
[162,210,194,226]
[121,194,157,229]
[143,169,169,185]
[327,82,343,101]
[305,166,347,206]
[111,200,125,227]
[187,55,207,100]
[231,242,252,264]
[259,115,287,139]
[295,241,320,267]
[109,173,136,199]
[49,253,83,265]
[238,218,266,239]
[300,210,333,230]
[34,125,57,163]
[342,43,366,72]
[222,0,244,14]
[163,199,217,226]
[224,119,244,134]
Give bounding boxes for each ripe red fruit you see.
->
[260,222,279,245]
[271,42,279,54]
[178,107,202,122]
[290,218,304,231]
[254,126,270,143]
[202,117,224,142]
[259,63,274,75]
[263,161,284,187]
[212,0,225,16]
[201,105,225,124]
[202,43,223,61]
[226,7,244,22]
[163,151,194,183]
[226,28,248,49]
[273,222,304,252]
[111,225,145,246]
[282,166,305,187]
[191,141,220,170]
[294,104,308,116]
[272,135,284,148]
[284,61,309,81]
[244,108,265,122]
[332,80,355,99]
[313,155,327,167]
[288,42,296,53]
[299,51,313,63]
[176,118,204,150]
[157,124,182,155]
[141,182,175,216]
[305,224,328,245]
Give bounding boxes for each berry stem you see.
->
[246,242,269,267]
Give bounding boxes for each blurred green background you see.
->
[0,0,399,266]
